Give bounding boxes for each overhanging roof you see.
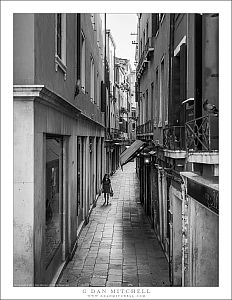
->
[120,140,146,167]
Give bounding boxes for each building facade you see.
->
[115,57,133,141]
[128,70,137,141]
[14,13,106,286]
[135,13,219,286]
[104,29,121,175]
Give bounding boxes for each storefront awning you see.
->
[120,140,146,167]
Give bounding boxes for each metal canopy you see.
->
[119,140,146,168]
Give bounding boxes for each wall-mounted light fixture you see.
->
[144,157,150,164]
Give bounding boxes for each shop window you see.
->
[96,138,99,192]
[77,137,84,223]
[89,137,94,205]
[55,14,67,79]
[45,136,63,267]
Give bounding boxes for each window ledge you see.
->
[55,55,67,80]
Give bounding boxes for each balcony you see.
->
[136,37,154,78]
[163,115,219,152]
[163,116,219,162]
[110,128,121,139]
[136,120,153,136]
[119,118,128,133]
[163,126,185,150]
[163,126,186,159]
[185,115,219,151]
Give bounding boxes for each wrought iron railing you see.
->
[145,120,153,133]
[136,120,153,135]
[185,115,218,151]
[163,126,185,150]
[110,128,121,139]
[136,124,144,135]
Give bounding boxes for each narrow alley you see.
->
[11,10,222,294]
[57,161,170,287]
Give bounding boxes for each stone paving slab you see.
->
[57,161,170,287]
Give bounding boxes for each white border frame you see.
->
[2,1,231,300]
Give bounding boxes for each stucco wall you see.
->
[169,185,182,286]
[14,13,104,123]
[13,14,35,84]
[34,14,76,103]
[14,101,34,286]
[188,196,219,286]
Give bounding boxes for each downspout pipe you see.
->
[168,14,175,125]
[180,173,188,287]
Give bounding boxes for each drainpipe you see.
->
[158,166,163,241]
[180,173,188,287]
[168,14,175,124]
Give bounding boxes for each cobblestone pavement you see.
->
[57,161,170,287]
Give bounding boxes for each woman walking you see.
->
[101,174,113,205]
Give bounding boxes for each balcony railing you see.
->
[185,115,219,151]
[136,120,153,135]
[163,126,185,150]
[163,115,218,152]
[110,128,121,139]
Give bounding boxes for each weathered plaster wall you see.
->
[13,101,34,286]
[138,14,171,144]
[170,186,182,286]
[188,197,219,286]
[34,14,76,104]
[13,14,35,84]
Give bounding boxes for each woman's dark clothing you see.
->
[102,179,111,193]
